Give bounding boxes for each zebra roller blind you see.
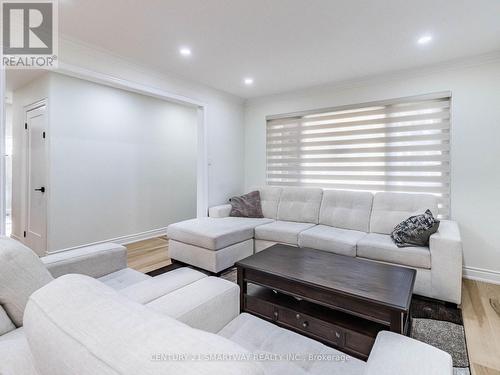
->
[266,93,451,217]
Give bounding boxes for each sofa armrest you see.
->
[41,243,127,278]
[365,331,452,375]
[429,220,463,303]
[431,219,461,244]
[209,204,232,218]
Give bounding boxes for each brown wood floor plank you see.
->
[125,237,170,273]
[462,279,500,375]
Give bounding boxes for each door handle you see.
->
[34,187,45,193]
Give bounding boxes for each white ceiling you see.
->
[57,0,500,98]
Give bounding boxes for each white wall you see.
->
[47,73,198,251]
[58,38,246,208]
[244,57,500,282]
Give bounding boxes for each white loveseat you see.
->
[168,187,463,304]
[21,274,453,375]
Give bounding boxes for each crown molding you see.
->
[59,34,500,103]
[58,35,244,104]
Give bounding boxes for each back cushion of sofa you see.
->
[0,237,54,327]
[251,186,282,219]
[277,187,323,224]
[370,192,439,235]
[24,275,263,375]
[319,190,373,232]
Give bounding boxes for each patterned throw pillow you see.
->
[229,191,264,218]
[391,210,440,248]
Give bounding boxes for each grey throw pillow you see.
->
[391,210,440,248]
[229,191,264,218]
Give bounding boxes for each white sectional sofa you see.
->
[0,237,452,375]
[168,187,463,304]
[20,274,452,375]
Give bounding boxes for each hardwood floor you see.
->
[125,237,500,372]
[462,279,500,375]
[125,236,171,274]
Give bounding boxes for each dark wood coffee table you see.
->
[236,244,416,360]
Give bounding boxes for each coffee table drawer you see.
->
[245,295,278,320]
[243,288,380,360]
[277,307,345,347]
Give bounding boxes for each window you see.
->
[266,92,451,218]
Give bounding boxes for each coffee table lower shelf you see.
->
[243,284,390,361]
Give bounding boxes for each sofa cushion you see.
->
[24,275,263,375]
[319,190,373,232]
[365,331,452,375]
[147,277,239,333]
[98,268,151,290]
[167,217,273,250]
[255,221,316,245]
[370,192,438,235]
[0,306,16,336]
[0,237,54,327]
[299,225,366,257]
[119,267,207,304]
[357,233,431,269]
[0,328,39,375]
[277,187,323,224]
[219,313,366,375]
[42,243,127,278]
[257,186,282,219]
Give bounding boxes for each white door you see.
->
[25,105,47,255]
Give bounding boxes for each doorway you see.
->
[24,102,48,255]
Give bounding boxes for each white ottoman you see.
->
[167,217,273,273]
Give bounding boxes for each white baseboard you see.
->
[10,233,22,242]
[111,227,168,245]
[463,266,500,285]
[48,227,168,255]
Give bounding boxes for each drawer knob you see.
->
[302,321,309,328]
[272,290,278,294]
[335,331,341,338]
[273,311,279,319]
[296,314,301,320]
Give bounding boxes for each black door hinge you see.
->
[25,123,27,130]
[42,131,46,139]
[23,231,27,238]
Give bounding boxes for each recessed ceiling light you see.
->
[179,47,192,57]
[417,35,433,45]
[244,77,254,85]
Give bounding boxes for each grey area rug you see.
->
[220,267,470,374]
[410,300,470,375]
[411,318,469,374]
